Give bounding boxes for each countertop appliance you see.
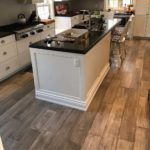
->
[18,14,26,24]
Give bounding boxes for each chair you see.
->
[110,21,130,68]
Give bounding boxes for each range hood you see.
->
[17,0,44,4]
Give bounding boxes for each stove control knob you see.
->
[22,34,28,38]
[36,29,44,33]
[30,31,35,35]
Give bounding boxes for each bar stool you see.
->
[110,21,130,68]
[110,30,125,68]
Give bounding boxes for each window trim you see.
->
[36,2,51,19]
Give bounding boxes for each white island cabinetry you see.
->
[30,32,111,111]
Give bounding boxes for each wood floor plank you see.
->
[29,131,53,150]
[0,90,35,127]
[30,109,57,132]
[69,85,108,148]
[116,139,134,150]
[88,103,112,136]
[0,40,149,150]
[98,87,128,150]
[81,134,102,150]
[0,81,34,116]
[136,96,150,129]
[46,110,81,150]
[12,128,40,150]
[119,89,139,142]
[133,127,150,150]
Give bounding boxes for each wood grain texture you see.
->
[0,40,150,150]
[133,127,150,150]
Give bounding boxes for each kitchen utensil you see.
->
[18,13,26,24]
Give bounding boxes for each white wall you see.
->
[0,0,35,26]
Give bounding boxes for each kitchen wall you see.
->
[71,0,105,11]
[0,0,35,26]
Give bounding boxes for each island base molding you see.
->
[35,63,110,111]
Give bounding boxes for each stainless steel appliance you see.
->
[14,24,44,41]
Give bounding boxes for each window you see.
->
[107,0,133,9]
[36,0,54,20]
[109,0,119,8]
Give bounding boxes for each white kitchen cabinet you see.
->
[18,51,31,67]
[0,35,19,81]
[0,42,17,63]
[0,35,15,47]
[0,56,19,80]
[133,15,147,37]
[0,23,56,81]
[30,32,111,110]
[135,0,150,15]
[17,35,41,68]
[134,0,150,37]
[145,15,150,37]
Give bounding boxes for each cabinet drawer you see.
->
[0,42,17,62]
[0,35,15,47]
[0,56,19,79]
[18,51,31,67]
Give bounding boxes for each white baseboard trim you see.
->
[85,63,110,110]
[36,63,110,111]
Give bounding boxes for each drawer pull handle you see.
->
[3,52,7,55]
[6,66,10,70]
[1,40,5,44]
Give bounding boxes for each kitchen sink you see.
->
[51,28,89,42]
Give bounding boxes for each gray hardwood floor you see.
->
[0,40,150,150]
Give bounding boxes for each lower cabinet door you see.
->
[0,56,19,80]
[145,15,150,37]
[133,15,147,37]
[19,51,31,68]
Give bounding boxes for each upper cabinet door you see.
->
[135,0,150,14]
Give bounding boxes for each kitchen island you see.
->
[30,19,121,111]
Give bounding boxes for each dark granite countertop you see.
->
[0,31,15,38]
[30,19,121,54]
[55,14,79,17]
[0,22,41,38]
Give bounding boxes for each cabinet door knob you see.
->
[1,40,5,44]
[6,66,10,70]
[3,51,7,55]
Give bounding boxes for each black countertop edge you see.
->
[55,14,79,17]
[30,19,122,55]
[0,21,41,38]
[0,31,15,38]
